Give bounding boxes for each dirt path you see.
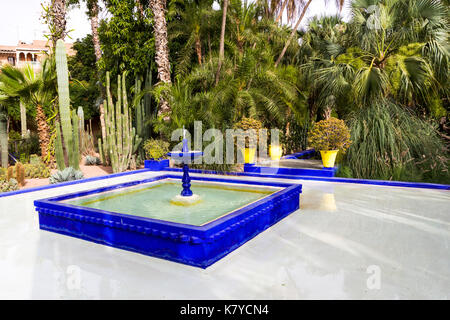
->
[20,164,137,190]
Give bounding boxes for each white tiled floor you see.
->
[0,171,449,299]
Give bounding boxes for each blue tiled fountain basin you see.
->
[34,174,302,268]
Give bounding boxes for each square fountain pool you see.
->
[34,174,302,268]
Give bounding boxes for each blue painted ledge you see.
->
[282,149,316,160]
[1,162,448,199]
[243,163,337,177]
[0,169,150,199]
[163,167,450,191]
[144,159,170,171]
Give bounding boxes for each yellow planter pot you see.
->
[269,145,283,161]
[242,147,256,164]
[320,150,338,168]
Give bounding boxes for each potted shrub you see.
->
[269,144,283,161]
[233,118,262,164]
[143,139,170,171]
[308,117,351,168]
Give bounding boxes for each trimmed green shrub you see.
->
[308,117,351,152]
[143,139,170,160]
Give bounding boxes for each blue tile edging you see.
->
[0,169,151,199]
[163,167,450,190]
[244,163,338,177]
[282,149,316,159]
[144,159,170,171]
[34,174,302,268]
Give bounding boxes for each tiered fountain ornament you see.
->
[168,129,203,206]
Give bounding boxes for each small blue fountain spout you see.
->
[181,138,192,197]
[167,131,203,198]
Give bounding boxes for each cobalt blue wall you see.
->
[34,175,302,268]
[243,163,338,177]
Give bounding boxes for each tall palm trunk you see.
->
[88,0,107,143]
[195,36,202,66]
[275,0,312,67]
[51,0,67,44]
[275,0,288,23]
[215,0,229,86]
[150,0,172,116]
[36,104,51,161]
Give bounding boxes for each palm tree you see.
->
[0,60,57,160]
[275,0,346,67]
[68,0,106,141]
[169,0,216,75]
[51,0,68,44]
[305,0,448,110]
[215,0,229,85]
[149,0,172,116]
[299,0,449,181]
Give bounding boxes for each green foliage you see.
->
[233,117,263,147]
[308,117,351,152]
[0,178,19,193]
[344,100,449,183]
[49,167,84,184]
[8,130,21,141]
[98,0,155,78]
[67,35,100,120]
[29,154,41,165]
[143,139,169,160]
[336,165,353,178]
[282,114,310,154]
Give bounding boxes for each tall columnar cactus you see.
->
[0,109,7,168]
[100,71,142,173]
[71,111,80,170]
[55,39,80,170]
[55,121,65,170]
[77,106,84,129]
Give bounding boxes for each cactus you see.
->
[7,166,13,181]
[15,162,25,186]
[85,155,100,165]
[98,138,105,165]
[49,167,84,184]
[55,121,66,170]
[0,110,7,168]
[71,111,80,169]
[24,162,50,179]
[0,178,19,193]
[55,39,81,170]
[77,107,84,130]
[100,71,142,173]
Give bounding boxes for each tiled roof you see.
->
[0,45,16,53]
[0,40,75,56]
